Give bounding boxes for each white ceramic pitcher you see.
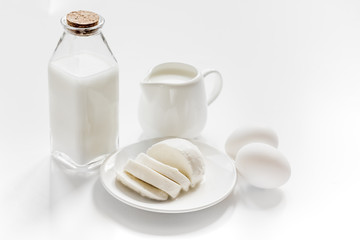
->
[138,62,223,138]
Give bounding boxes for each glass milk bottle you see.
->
[48,10,119,171]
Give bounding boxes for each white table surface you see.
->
[1,0,360,239]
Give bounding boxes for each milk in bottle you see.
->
[48,11,119,170]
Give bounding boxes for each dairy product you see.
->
[148,71,193,84]
[135,153,191,191]
[48,53,119,166]
[116,138,206,201]
[116,171,168,201]
[123,159,182,198]
[147,138,205,187]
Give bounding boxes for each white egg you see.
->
[225,126,279,159]
[235,143,291,189]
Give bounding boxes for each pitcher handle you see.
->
[202,69,223,105]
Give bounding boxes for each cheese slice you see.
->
[116,171,168,201]
[135,153,191,191]
[123,159,181,198]
[147,138,205,187]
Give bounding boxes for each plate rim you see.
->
[99,138,237,213]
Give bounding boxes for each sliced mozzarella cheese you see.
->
[123,159,181,198]
[147,138,205,187]
[135,153,191,191]
[116,171,168,201]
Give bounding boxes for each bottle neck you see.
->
[50,13,117,64]
[61,15,105,36]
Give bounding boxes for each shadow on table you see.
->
[50,157,99,209]
[233,174,284,210]
[92,179,237,236]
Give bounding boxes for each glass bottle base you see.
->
[51,151,109,172]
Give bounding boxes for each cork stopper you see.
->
[66,10,99,28]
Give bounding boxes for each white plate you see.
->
[100,138,237,213]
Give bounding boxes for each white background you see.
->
[1,0,360,239]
